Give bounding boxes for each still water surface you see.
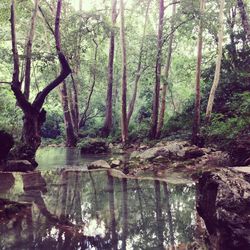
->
[0,147,199,250]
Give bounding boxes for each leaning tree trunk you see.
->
[10,0,71,165]
[205,0,225,122]
[156,1,176,138]
[192,0,205,146]
[101,0,117,137]
[149,0,164,139]
[120,0,128,143]
[237,0,250,42]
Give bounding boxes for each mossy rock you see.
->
[78,138,109,154]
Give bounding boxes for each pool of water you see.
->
[0,169,201,250]
[36,147,111,169]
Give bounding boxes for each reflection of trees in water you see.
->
[0,170,197,249]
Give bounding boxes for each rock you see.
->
[184,147,205,159]
[0,173,15,193]
[197,169,250,250]
[111,159,121,168]
[138,144,148,150]
[198,151,230,167]
[229,128,250,166]
[87,160,111,170]
[79,138,109,154]
[22,171,47,192]
[137,141,188,161]
[4,160,35,172]
[0,131,14,166]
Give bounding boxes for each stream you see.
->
[0,147,203,250]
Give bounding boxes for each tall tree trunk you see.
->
[154,180,164,248]
[10,0,71,164]
[101,0,117,137]
[107,173,118,249]
[156,2,176,138]
[59,82,77,147]
[127,0,151,126]
[121,178,128,250]
[70,74,79,132]
[149,0,164,139]
[205,0,225,122]
[79,39,98,128]
[79,0,83,11]
[120,0,128,143]
[24,0,40,100]
[237,0,250,41]
[163,182,175,247]
[192,0,205,145]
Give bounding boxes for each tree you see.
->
[101,0,118,137]
[59,82,77,147]
[149,0,164,139]
[205,0,225,122]
[23,0,40,100]
[120,0,128,143]
[156,1,176,138]
[127,0,151,127]
[10,0,71,164]
[192,0,205,145]
[237,0,250,42]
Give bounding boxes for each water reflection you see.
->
[36,147,110,169]
[0,170,197,249]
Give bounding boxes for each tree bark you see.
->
[156,1,176,138]
[24,0,40,100]
[59,82,77,147]
[10,0,71,164]
[121,178,128,250]
[149,0,164,139]
[237,0,250,42]
[127,0,151,127]
[120,0,128,143]
[101,0,117,137]
[192,0,205,145]
[205,0,225,122]
[79,39,98,128]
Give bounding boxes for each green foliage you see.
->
[204,92,250,148]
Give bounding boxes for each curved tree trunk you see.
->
[120,0,128,143]
[149,0,164,139]
[156,2,176,138]
[205,0,225,122]
[192,0,205,145]
[10,0,71,164]
[101,0,117,137]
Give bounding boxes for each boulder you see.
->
[0,131,14,165]
[184,147,205,159]
[87,160,111,170]
[229,128,250,166]
[137,141,188,161]
[79,138,109,154]
[110,159,122,168]
[4,160,35,172]
[197,169,250,250]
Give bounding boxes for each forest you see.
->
[0,0,250,249]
